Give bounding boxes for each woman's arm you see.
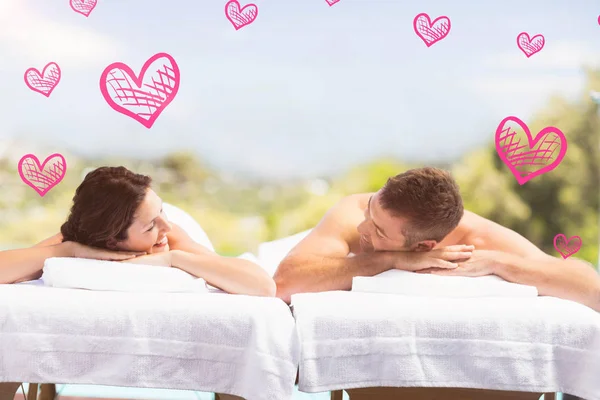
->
[0,236,71,284]
[170,250,276,297]
[167,223,276,297]
[0,233,146,284]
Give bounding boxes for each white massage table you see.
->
[292,291,600,400]
[0,282,298,400]
[0,203,299,400]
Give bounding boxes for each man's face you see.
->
[356,191,437,253]
[357,192,410,253]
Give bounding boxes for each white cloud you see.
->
[468,74,586,121]
[482,41,600,72]
[471,40,594,109]
[0,0,124,68]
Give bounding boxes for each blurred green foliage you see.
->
[1,70,599,265]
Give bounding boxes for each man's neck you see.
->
[437,211,477,248]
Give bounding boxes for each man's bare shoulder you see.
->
[285,193,371,258]
[338,193,372,208]
[459,210,546,257]
[324,193,372,226]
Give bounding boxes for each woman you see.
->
[0,166,276,297]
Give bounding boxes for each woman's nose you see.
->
[158,217,172,233]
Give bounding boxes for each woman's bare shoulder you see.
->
[33,232,64,248]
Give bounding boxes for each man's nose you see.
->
[357,219,368,234]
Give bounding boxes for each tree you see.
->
[455,69,600,264]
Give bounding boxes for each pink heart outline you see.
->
[69,0,98,17]
[24,62,61,98]
[325,0,341,6]
[413,12,451,47]
[18,153,67,197]
[225,0,258,30]
[516,32,545,58]
[495,116,568,185]
[99,52,181,129]
[553,234,582,259]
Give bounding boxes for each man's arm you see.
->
[274,196,398,303]
[494,252,600,312]
[474,222,600,312]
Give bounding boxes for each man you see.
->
[273,167,600,312]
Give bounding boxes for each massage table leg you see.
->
[0,382,21,400]
[215,393,245,400]
[345,387,549,400]
[330,390,343,400]
[38,384,56,400]
[26,384,37,400]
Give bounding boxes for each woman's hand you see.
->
[65,241,146,261]
[120,251,173,267]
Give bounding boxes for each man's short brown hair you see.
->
[378,167,464,246]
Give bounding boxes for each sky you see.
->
[0,0,599,180]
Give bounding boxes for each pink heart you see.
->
[325,0,341,6]
[18,153,67,197]
[495,116,567,185]
[517,32,545,58]
[99,52,180,129]
[413,13,451,47]
[24,62,61,97]
[553,234,582,259]
[225,0,258,30]
[69,0,97,17]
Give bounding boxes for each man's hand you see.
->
[398,245,474,272]
[65,241,146,261]
[121,251,173,267]
[416,249,500,276]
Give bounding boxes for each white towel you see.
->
[352,269,538,298]
[0,284,299,400]
[292,291,600,399]
[42,257,208,293]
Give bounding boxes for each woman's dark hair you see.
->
[60,166,152,249]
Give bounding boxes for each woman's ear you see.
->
[105,238,118,250]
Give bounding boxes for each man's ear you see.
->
[413,240,437,252]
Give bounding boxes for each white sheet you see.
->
[292,291,600,400]
[257,229,311,276]
[352,269,538,298]
[0,284,299,400]
[163,203,215,252]
[42,257,208,293]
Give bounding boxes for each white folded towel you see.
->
[43,257,208,293]
[352,269,538,298]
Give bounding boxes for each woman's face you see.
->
[117,189,172,254]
